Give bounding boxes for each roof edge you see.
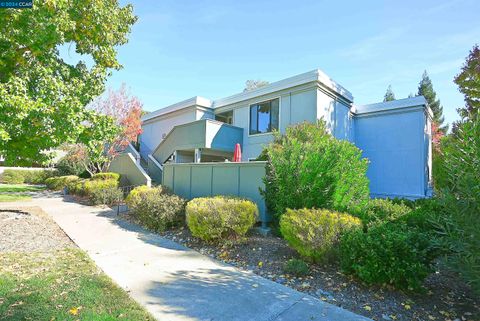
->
[354,96,431,116]
[213,69,353,108]
[141,96,212,122]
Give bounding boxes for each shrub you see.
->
[57,156,87,177]
[1,170,24,184]
[362,198,411,228]
[397,198,445,231]
[64,178,85,196]
[45,175,80,191]
[186,196,258,241]
[435,116,480,294]
[83,179,118,196]
[89,186,124,206]
[92,172,120,181]
[279,208,362,263]
[22,170,58,184]
[0,169,57,184]
[126,186,186,232]
[261,121,370,220]
[340,223,438,290]
[283,258,309,276]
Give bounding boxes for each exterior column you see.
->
[173,150,178,163]
[194,148,202,163]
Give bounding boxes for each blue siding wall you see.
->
[354,110,427,199]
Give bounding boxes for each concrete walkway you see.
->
[3,194,370,321]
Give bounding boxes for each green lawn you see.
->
[0,248,155,321]
[0,194,31,202]
[0,184,46,193]
[0,184,47,202]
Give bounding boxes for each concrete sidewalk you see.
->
[4,195,370,321]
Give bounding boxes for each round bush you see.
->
[83,178,118,196]
[261,121,370,219]
[67,178,87,196]
[186,196,258,241]
[339,223,438,290]
[45,175,79,190]
[280,208,362,263]
[91,172,120,181]
[126,186,185,232]
[362,198,412,228]
[89,186,123,206]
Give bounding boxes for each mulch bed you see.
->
[0,206,74,252]
[126,218,479,321]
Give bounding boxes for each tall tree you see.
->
[244,79,270,92]
[417,71,448,133]
[383,85,396,102]
[454,45,480,120]
[86,84,143,173]
[0,1,137,165]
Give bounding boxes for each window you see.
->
[215,111,233,124]
[249,98,279,135]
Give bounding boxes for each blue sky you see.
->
[63,0,480,125]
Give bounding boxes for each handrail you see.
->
[148,154,163,171]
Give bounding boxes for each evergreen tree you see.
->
[383,85,395,102]
[417,71,448,133]
[454,45,480,120]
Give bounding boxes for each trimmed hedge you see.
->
[91,172,120,181]
[126,186,186,232]
[280,208,362,263]
[340,223,438,291]
[83,179,118,196]
[186,196,258,241]
[45,175,80,191]
[47,175,121,207]
[1,169,57,184]
[1,170,24,184]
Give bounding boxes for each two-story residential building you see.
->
[138,69,433,200]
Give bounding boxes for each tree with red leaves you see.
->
[84,84,143,173]
[431,121,444,151]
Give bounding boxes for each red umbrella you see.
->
[233,143,242,162]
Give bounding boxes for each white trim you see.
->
[353,106,425,119]
[127,142,140,164]
[247,96,281,137]
[142,96,212,122]
[354,96,427,115]
[126,153,152,187]
[148,154,163,171]
[142,69,353,122]
[214,69,353,107]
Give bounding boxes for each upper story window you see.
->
[249,98,279,135]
